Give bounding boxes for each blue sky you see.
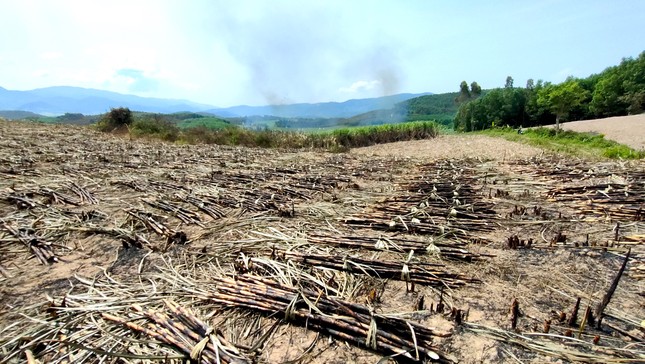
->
[1,0,643,106]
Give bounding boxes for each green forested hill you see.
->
[341,92,463,127]
[271,92,463,129]
[395,92,461,126]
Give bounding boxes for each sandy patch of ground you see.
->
[351,135,544,160]
[552,114,645,150]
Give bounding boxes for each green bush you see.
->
[96,107,133,132]
[602,145,645,159]
[129,115,180,142]
[182,126,220,144]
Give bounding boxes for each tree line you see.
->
[454,51,645,131]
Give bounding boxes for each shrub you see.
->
[130,115,180,142]
[182,126,220,144]
[603,145,645,159]
[96,107,133,132]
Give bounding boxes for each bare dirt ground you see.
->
[0,120,644,363]
[548,114,645,151]
[351,135,544,160]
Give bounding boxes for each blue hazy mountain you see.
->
[0,86,216,115]
[206,93,432,118]
[0,85,430,118]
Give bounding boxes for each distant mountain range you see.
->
[0,85,430,119]
[0,86,214,115]
[206,93,432,119]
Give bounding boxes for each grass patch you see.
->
[115,119,439,151]
[316,121,439,150]
[129,116,180,142]
[175,117,231,130]
[181,126,309,148]
[482,127,644,159]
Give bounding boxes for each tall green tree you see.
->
[456,81,471,103]
[589,70,625,117]
[525,80,554,126]
[454,101,473,131]
[537,80,588,131]
[505,76,514,88]
[470,81,482,98]
[619,52,645,114]
[590,52,645,116]
[454,88,529,130]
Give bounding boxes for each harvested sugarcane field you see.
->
[0,119,644,364]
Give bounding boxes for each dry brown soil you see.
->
[547,114,645,151]
[351,134,544,160]
[0,120,643,363]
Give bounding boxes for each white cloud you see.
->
[339,80,381,93]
